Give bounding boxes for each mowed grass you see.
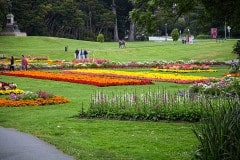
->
[0,36,236,160]
[0,36,237,62]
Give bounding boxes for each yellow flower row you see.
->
[67,69,212,83]
[152,68,217,73]
[0,89,24,95]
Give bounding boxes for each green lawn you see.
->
[0,36,236,160]
[0,36,237,62]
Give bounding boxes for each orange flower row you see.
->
[0,71,152,87]
[0,96,69,107]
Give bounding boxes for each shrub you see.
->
[192,99,240,160]
[171,28,179,42]
[232,40,240,58]
[196,34,210,39]
[36,90,53,99]
[97,33,104,43]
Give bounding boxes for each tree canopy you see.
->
[0,0,239,41]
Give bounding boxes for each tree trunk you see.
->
[112,0,119,41]
[128,20,135,41]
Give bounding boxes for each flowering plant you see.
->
[189,76,240,96]
[9,91,38,100]
[0,81,17,90]
[36,90,53,99]
[1,90,69,107]
[8,90,54,101]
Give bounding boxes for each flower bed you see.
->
[79,89,239,122]
[0,90,69,107]
[156,63,211,70]
[189,76,240,96]
[0,81,24,95]
[0,96,69,107]
[222,73,240,77]
[0,89,24,95]
[152,68,217,73]
[0,71,153,87]
[0,58,228,70]
[63,69,214,84]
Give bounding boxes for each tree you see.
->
[199,0,240,37]
[171,28,179,42]
[129,0,197,34]
[233,40,240,59]
[111,0,119,41]
[97,33,104,42]
[0,0,7,32]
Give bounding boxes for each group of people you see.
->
[75,49,88,59]
[9,55,28,71]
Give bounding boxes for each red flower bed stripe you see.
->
[0,71,153,87]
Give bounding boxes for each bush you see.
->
[232,40,240,58]
[196,34,210,39]
[171,28,179,42]
[193,99,240,160]
[97,33,104,43]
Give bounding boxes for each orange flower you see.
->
[0,70,152,87]
[0,96,69,107]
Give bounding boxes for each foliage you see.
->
[36,90,53,99]
[232,40,240,58]
[1,1,240,40]
[79,89,239,122]
[0,37,237,160]
[97,33,104,42]
[192,99,240,160]
[130,0,197,34]
[9,90,53,101]
[189,76,240,97]
[171,28,180,42]
[229,61,240,74]
[196,34,210,39]
[200,0,240,34]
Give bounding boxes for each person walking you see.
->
[79,49,83,59]
[83,50,88,59]
[9,56,14,71]
[21,55,28,70]
[75,49,79,59]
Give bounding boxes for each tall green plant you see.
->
[193,99,240,160]
[232,40,240,58]
[171,28,180,42]
[97,33,104,42]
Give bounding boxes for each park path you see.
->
[0,126,74,160]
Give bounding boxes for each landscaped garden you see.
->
[0,36,239,160]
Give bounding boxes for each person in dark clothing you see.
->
[65,46,68,52]
[10,56,14,71]
[83,50,88,58]
[75,49,79,59]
